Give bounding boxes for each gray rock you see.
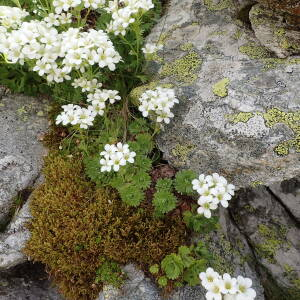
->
[0,262,62,300]
[143,0,300,188]
[269,177,300,223]
[0,198,31,270]
[249,4,300,58]
[230,185,300,299]
[0,93,48,226]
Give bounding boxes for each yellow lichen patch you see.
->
[180,42,194,51]
[262,108,300,155]
[256,224,287,263]
[239,43,271,59]
[204,0,233,11]
[25,153,186,300]
[171,144,195,163]
[212,78,230,97]
[160,51,202,84]
[227,112,255,124]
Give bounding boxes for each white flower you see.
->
[192,174,207,193]
[99,143,136,172]
[210,186,232,208]
[142,43,163,54]
[206,173,228,188]
[138,87,178,124]
[221,273,238,295]
[199,268,220,290]
[236,276,256,300]
[197,196,218,218]
[206,279,223,300]
[224,295,237,300]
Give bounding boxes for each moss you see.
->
[239,43,272,59]
[274,28,286,37]
[25,153,186,300]
[262,108,300,155]
[227,112,254,124]
[171,144,195,163]
[212,78,230,97]
[160,51,202,84]
[204,0,233,11]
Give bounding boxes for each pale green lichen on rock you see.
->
[160,51,202,84]
[251,180,264,187]
[212,78,230,97]
[171,144,195,163]
[180,43,194,51]
[256,224,288,263]
[227,112,255,124]
[204,0,233,11]
[239,43,271,59]
[262,108,300,155]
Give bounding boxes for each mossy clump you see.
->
[239,43,272,59]
[25,153,186,300]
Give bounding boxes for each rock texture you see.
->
[0,262,62,300]
[0,93,49,226]
[144,0,300,188]
[250,4,300,58]
[0,198,31,270]
[231,183,300,299]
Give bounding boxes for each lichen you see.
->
[262,108,300,156]
[239,43,271,59]
[212,78,230,97]
[262,57,300,70]
[204,0,233,11]
[171,144,195,163]
[158,25,179,45]
[160,51,202,84]
[251,180,264,187]
[232,29,243,40]
[227,112,254,124]
[180,43,194,51]
[256,224,288,263]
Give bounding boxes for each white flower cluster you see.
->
[192,173,235,218]
[72,77,103,92]
[200,268,256,300]
[56,104,97,129]
[0,6,28,29]
[44,13,72,27]
[0,18,121,83]
[106,0,154,36]
[142,43,163,55]
[53,0,106,13]
[56,87,121,127]
[138,87,179,124]
[100,143,136,172]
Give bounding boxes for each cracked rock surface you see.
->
[144,0,300,188]
[0,92,49,227]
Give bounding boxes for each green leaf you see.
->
[118,185,144,207]
[95,260,124,287]
[183,259,206,286]
[158,276,168,287]
[161,253,184,280]
[135,133,154,154]
[155,178,173,192]
[132,171,151,190]
[178,246,195,268]
[153,190,177,216]
[128,118,150,135]
[149,264,159,274]
[174,170,197,195]
[183,211,219,234]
